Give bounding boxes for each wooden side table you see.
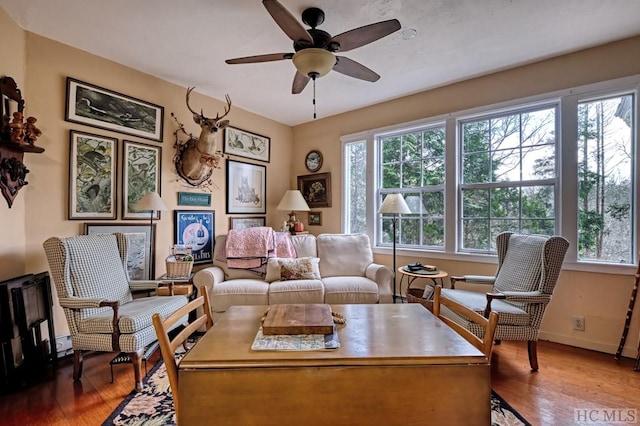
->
[157,273,195,297]
[397,266,448,309]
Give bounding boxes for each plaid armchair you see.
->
[442,232,569,371]
[43,233,188,391]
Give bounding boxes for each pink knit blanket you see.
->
[226,227,275,269]
[222,228,296,274]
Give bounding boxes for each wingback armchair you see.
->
[441,232,569,371]
[43,233,188,391]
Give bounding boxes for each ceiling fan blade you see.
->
[292,72,310,94]
[225,53,293,64]
[263,0,313,44]
[333,56,380,82]
[330,19,401,52]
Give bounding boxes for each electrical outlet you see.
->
[572,315,585,331]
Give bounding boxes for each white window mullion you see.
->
[560,94,578,263]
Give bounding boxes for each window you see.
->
[378,125,446,249]
[342,75,639,269]
[344,140,367,234]
[577,94,635,264]
[459,105,557,252]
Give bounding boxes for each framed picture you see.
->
[226,159,266,214]
[297,172,332,208]
[65,77,164,142]
[308,211,322,226]
[223,126,270,163]
[174,210,215,265]
[68,130,117,220]
[122,140,162,220]
[229,216,266,230]
[84,223,156,280]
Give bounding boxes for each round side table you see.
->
[397,266,448,304]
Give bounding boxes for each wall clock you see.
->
[305,150,323,172]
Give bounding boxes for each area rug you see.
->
[104,355,531,426]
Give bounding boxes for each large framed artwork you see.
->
[122,140,162,220]
[174,210,215,265]
[297,172,332,208]
[229,216,266,230]
[68,130,117,220]
[65,77,164,142]
[84,223,156,280]
[226,159,266,214]
[223,126,270,163]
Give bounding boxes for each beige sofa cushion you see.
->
[268,279,324,304]
[291,234,317,257]
[322,276,379,304]
[209,279,269,313]
[317,234,373,278]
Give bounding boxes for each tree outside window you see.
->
[578,94,634,264]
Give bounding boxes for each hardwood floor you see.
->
[1,340,639,425]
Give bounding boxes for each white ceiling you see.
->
[2,0,640,126]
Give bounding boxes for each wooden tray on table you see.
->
[262,304,334,335]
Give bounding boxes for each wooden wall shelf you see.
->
[1,76,45,208]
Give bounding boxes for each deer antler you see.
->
[185,87,199,116]
[215,94,232,121]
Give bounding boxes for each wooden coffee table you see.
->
[178,304,490,425]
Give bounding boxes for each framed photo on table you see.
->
[122,140,162,220]
[226,159,266,214]
[174,210,215,265]
[84,222,156,280]
[68,130,117,220]
[308,211,322,226]
[65,77,164,142]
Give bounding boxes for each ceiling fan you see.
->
[225,0,401,116]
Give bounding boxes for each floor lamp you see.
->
[378,193,411,303]
[133,191,168,279]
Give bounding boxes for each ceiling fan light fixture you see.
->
[292,48,336,78]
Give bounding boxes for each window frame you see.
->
[340,74,640,275]
[456,101,561,254]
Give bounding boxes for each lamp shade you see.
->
[378,193,411,214]
[292,48,336,78]
[277,190,310,212]
[133,192,168,212]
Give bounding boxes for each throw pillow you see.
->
[265,257,282,282]
[279,257,321,281]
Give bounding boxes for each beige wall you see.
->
[0,8,27,279]
[292,36,640,357]
[2,23,292,335]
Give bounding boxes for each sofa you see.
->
[193,233,393,314]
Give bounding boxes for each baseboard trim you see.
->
[538,330,638,359]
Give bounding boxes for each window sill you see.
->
[373,246,637,276]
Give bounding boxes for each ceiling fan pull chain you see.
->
[313,76,317,119]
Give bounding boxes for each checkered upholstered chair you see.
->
[43,233,189,391]
[442,232,569,371]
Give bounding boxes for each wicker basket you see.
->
[165,259,193,278]
[406,287,434,312]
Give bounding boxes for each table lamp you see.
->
[133,191,168,279]
[378,193,411,303]
[277,190,310,232]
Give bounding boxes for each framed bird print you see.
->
[68,130,117,219]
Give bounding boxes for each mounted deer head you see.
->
[186,87,231,136]
[174,88,232,187]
